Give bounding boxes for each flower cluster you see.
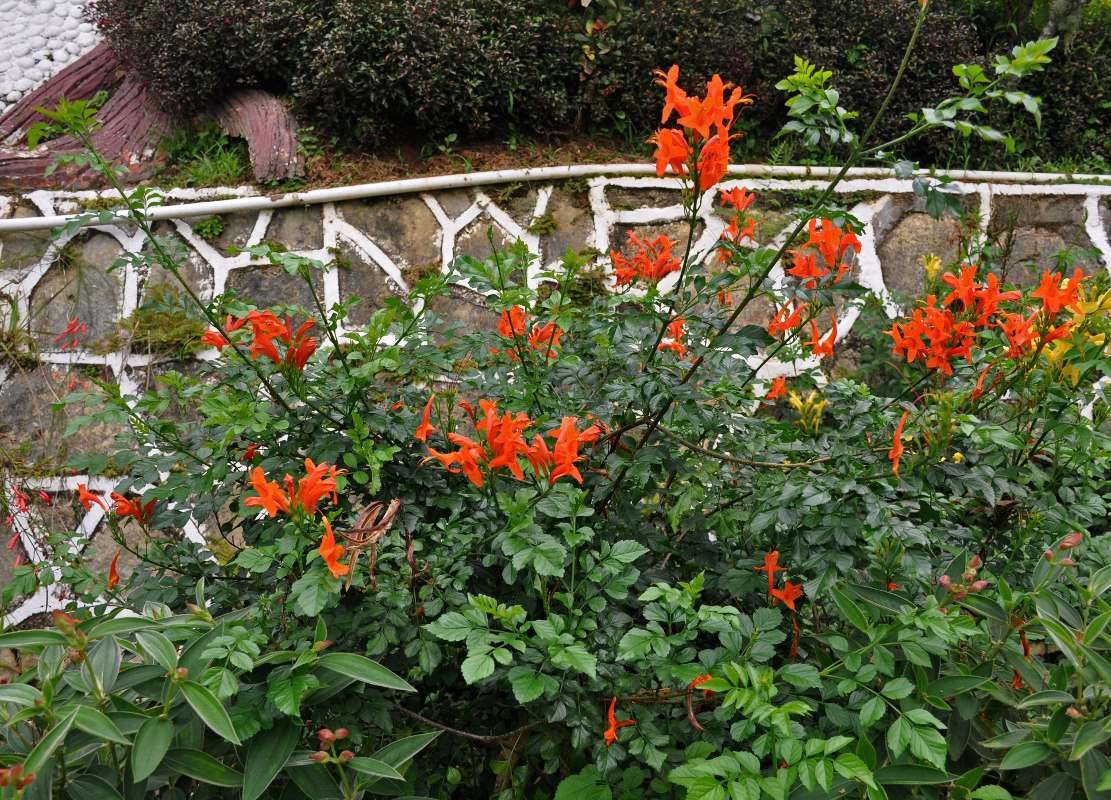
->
[937,554,990,600]
[610,232,681,289]
[244,459,348,578]
[786,218,862,289]
[887,264,1089,378]
[491,306,562,360]
[650,65,752,191]
[419,398,601,488]
[76,483,155,524]
[657,318,687,357]
[202,311,318,371]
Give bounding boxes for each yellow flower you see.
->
[922,254,944,281]
[787,390,827,435]
[953,452,964,463]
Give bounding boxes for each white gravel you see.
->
[0,0,100,114]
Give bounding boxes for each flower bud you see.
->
[968,555,982,569]
[963,570,976,583]
[173,667,189,680]
[1066,707,1083,718]
[318,728,335,744]
[66,647,86,664]
[308,751,329,763]
[970,580,989,592]
[1044,549,1055,560]
[17,773,34,790]
[312,639,333,652]
[1059,532,1084,550]
[938,575,951,587]
[339,750,354,763]
[952,590,968,600]
[334,728,348,740]
[1059,557,1077,567]
[52,610,76,637]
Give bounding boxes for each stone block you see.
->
[542,189,595,267]
[877,211,960,300]
[0,365,124,465]
[337,196,442,273]
[265,205,323,251]
[0,205,51,269]
[30,232,122,351]
[225,263,324,315]
[142,221,214,302]
[334,241,407,328]
[206,210,259,254]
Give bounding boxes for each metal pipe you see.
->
[0,162,1107,234]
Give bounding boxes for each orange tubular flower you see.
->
[805,315,837,360]
[890,411,908,478]
[720,186,756,212]
[755,551,787,596]
[415,394,438,443]
[696,133,731,191]
[111,492,155,524]
[768,301,807,338]
[770,580,804,611]
[282,319,318,370]
[765,376,788,402]
[245,467,292,517]
[657,318,687,358]
[1031,268,1084,316]
[688,674,714,697]
[941,264,982,309]
[319,518,349,579]
[611,233,681,288]
[201,329,230,350]
[650,128,690,178]
[108,549,121,589]
[603,697,635,746]
[547,416,602,484]
[76,483,107,512]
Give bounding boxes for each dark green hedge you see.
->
[89,0,1109,169]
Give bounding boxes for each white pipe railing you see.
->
[1,163,1107,234]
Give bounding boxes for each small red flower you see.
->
[415,394,438,443]
[765,377,788,402]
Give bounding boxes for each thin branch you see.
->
[655,425,833,469]
[392,703,546,743]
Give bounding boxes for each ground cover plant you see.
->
[4,4,1111,799]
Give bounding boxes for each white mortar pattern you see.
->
[0,0,100,114]
[1,172,1110,626]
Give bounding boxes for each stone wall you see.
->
[1,171,1110,625]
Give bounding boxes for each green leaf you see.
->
[1000,741,1053,770]
[0,630,68,648]
[832,587,870,632]
[286,764,343,799]
[969,787,1013,800]
[88,636,123,694]
[551,643,598,679]
[317,652,415,691]
[371,732,441,769]
[874,765,954,784]
[461,652,495,683]
[181,680,241,745]
[928,674,991,697]
[555,766,613,800]
[74,705,131,745]
[0,683,42,705]
[608,540,649,565]
[834,753,877,789]
[1018,690,1077,708]
[860,696,885,728]
[778,664,821,689]
[25,706,77,776]
[163,748,244,787]
[425,612,476,642]
[291,570,333,617]
[346,757,405,781]
[1071,722,1111,761]
[243,720,298,800]
[508,666,547,703]
[136,631,179,671]
[132,716,174,782]
[66,774,124,798]
[881,678,914,700]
